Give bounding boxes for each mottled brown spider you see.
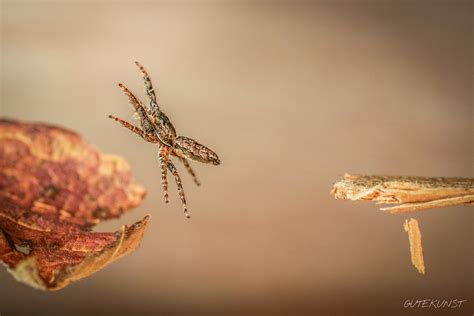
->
[109,62,220,218]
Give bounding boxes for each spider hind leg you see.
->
[168,160,190,219]
[180,157,201,186]
[158,148,169,203]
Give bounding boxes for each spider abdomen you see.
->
[175,136,220,166]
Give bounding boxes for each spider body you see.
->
[109,62,220,218]
[153,111,176,146]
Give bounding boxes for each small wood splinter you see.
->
[404,218,425,274]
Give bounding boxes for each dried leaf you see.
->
[0,119,149,290]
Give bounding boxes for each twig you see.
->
[331,174,474,213]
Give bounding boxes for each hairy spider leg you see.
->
[180,157,201,186]
[135,61,158,112]
[118,83,155,132]
[168,160,190,218]
[158,147,170,203]
[108,115,158,143]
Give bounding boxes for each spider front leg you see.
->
[158,147,169,203]
[108,115,146,138]
[118,83,155,133]
[168,160,190,218]
[135,61,159,112]
[108,115,158,143]
[180,157,201,186]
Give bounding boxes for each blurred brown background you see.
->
[1,1,472,315]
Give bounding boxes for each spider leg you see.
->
[180,157,201,186]
[135,61,159,112]
[118,83,155,133]
[108,115,146,138]
[168,160,190,218]
[108,115,158,143]
[158,147,169,203]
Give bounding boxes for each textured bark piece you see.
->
[0,119,149,290]
[331,174,474,213]
[404,218,425,274]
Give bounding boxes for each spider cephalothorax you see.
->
[109,62,220,218]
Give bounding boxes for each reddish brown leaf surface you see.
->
[0,119,149,290]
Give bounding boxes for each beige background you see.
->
[1,1,472,315]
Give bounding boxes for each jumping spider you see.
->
[109,62,220,218]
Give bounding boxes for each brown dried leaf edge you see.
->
[0,119,149,290]
[0,202,149,290]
